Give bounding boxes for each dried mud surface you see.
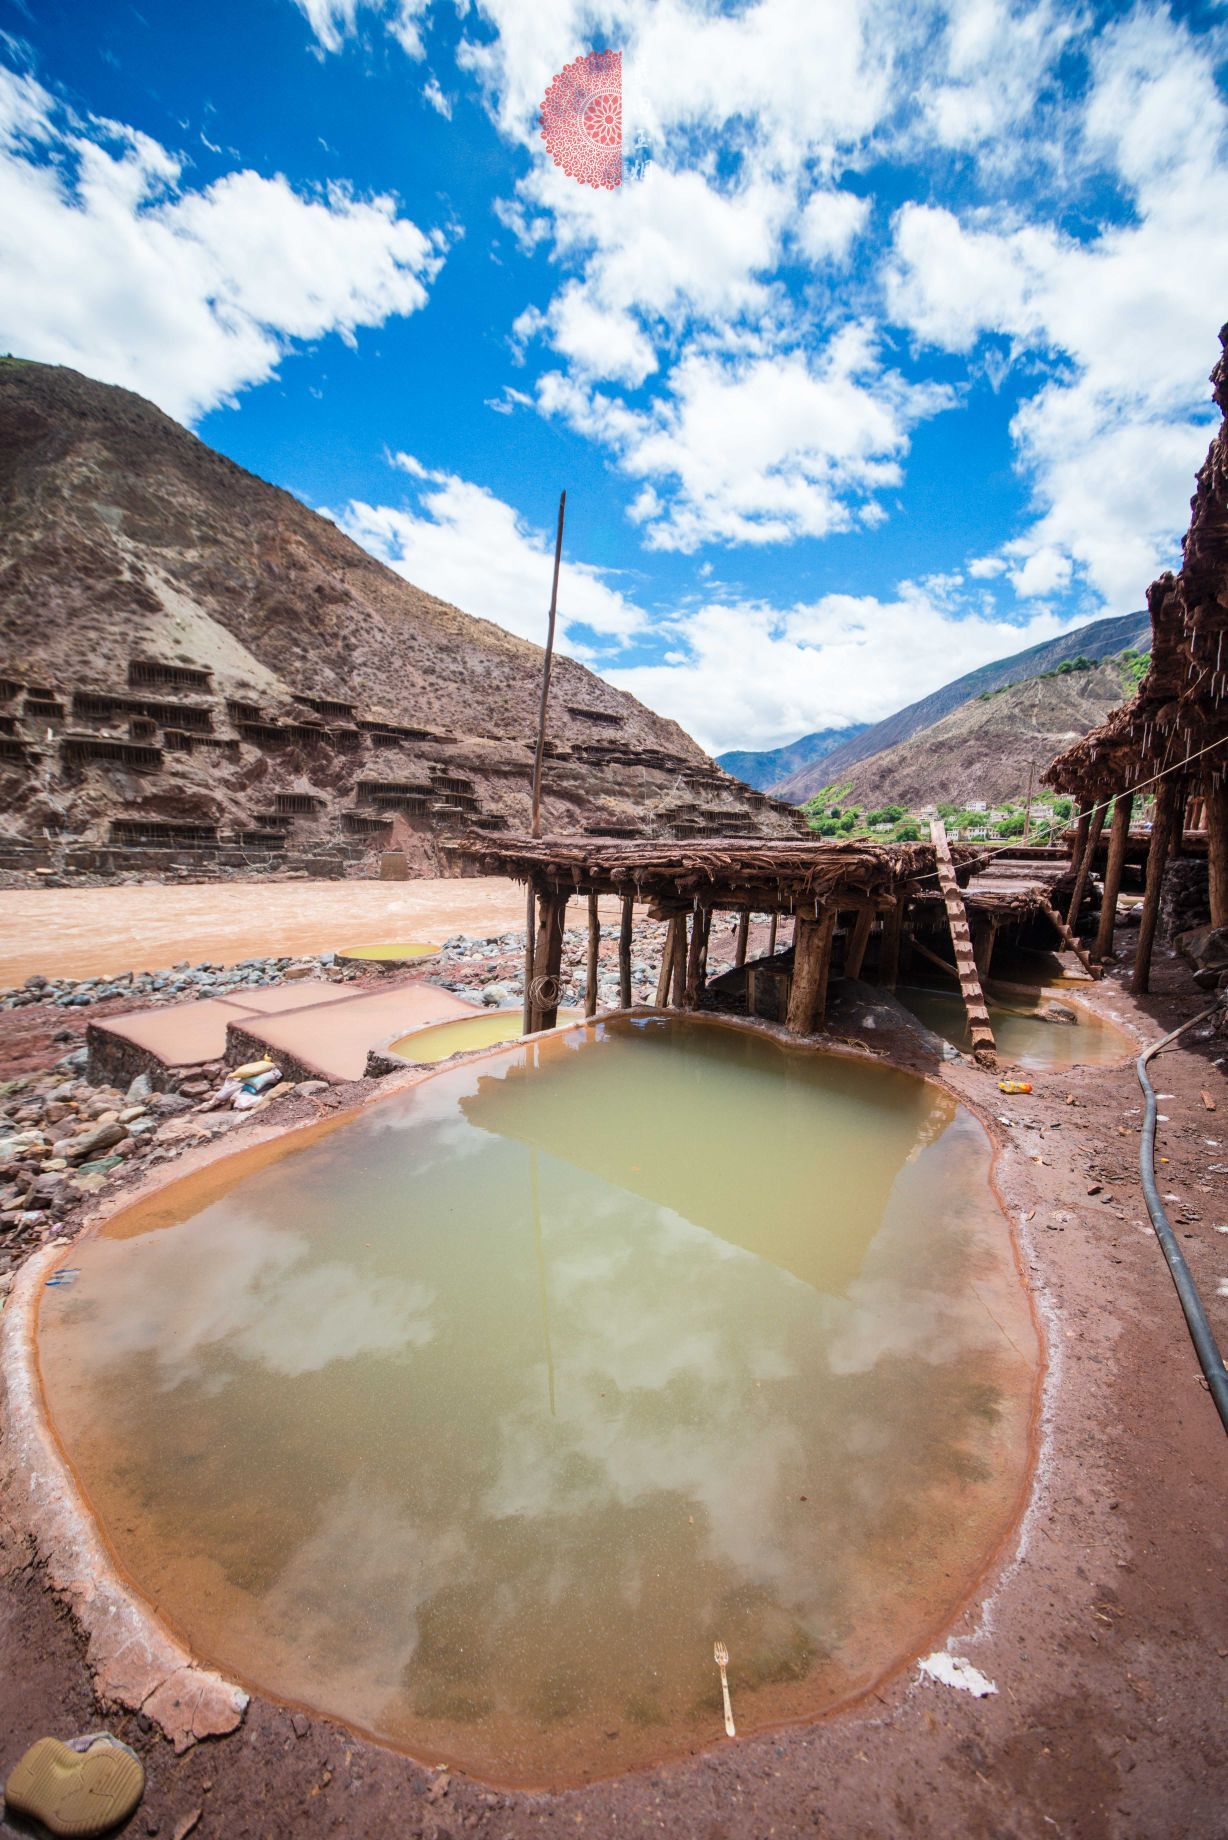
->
[2,915,1227,1839]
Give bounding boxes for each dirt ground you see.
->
[1,905,1226,1839]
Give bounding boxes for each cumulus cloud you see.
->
[331,455,647,648]
[538,323,955,551]
[887,5,1228,609]
[0,64,442,421]
[605,583,1077,755]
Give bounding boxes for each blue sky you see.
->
[1,0,1225,754]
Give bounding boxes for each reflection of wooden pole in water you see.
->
[530,1145,557,1418]
[524,491,566,1036]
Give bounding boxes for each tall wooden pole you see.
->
[684,908,705,1007]
[523,490,567,1034]
[1094,792,1134,961]
[1066,800,1107,929]
[1132,777,1181,995]
[735,911,750,968]
[585,892,600,1018]
[1207,774,1228,929]
[767,912,778,957]
[618,893,634,1008]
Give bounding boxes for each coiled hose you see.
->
[1136,998,1228,1435]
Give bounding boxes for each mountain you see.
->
[0,360,792,880]
[715,724,868,792]
[773,612,1152,803]
[831,656,1139,813]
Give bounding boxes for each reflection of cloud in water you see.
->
[84,1210,435,1390]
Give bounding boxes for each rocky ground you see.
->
[0,912,1225,1838]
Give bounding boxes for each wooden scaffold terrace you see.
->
[459,832,996,1050]
[1045,323,1228,992]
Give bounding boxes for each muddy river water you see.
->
[39,1018,1039,1786]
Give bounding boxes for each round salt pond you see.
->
[39,1017,1039,1787]
[338,941,441,965]
[896,983,1131,1069]
[390,1007,584,1063]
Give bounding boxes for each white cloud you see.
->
[293,0,432,58]
[887,5,1228,610]
[331,456,647,647]
[422,74,452,118]
[796,188,871,265]
[539,323,955,552]
[0,65,443,422]
[605,584,1076,754]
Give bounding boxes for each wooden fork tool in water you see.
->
[714,1641,736,1737]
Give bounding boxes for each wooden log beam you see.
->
[585,891,600,1018]
[785,911,836,1035]
[734,911,750,967]
[767,912,778,957]
[684,908,705,1007]
[529,891,568,1031]
[654,917,677,1007]
[844,907,874,980]
[1207,775,1228,930]
[670,913,688,1006]
[879,896,905,988]
[1132,777,1181,995]
[618,892,634,1008]
[521,884,537,1036]
[1066,800,1107,928]
[1094,793,1134,961]
[971,913,998,981]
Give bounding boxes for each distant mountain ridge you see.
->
[773,611,1151,803]
[835,655,1138,812]
[716,724,867,792]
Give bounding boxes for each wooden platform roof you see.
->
[459,832,983,911]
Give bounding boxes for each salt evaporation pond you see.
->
[39,1017,1038,1786]
[896,984,1130,1069]
[390,1007,583,1063]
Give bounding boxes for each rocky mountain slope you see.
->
[0,360,795,881]
[716,724,867,792]
[770,611,1151,802]
[829,656,1136,812]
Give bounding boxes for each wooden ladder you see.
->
[929,820,996,1058]
[1039,898,1100,981]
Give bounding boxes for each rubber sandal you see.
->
[3,1732,145,1837]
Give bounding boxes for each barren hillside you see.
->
[0,360,792,879]
[835,658,1133,811]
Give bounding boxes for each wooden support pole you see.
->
[880,895,904,988]
[529,891,568,1031]
[618,893,634,1008]
[1066,800,1107,928]
[734,911,750,968]
[844,907,874,981]
[1132,777,1181,996]
[585,892,600,1018]
[670,914,688,1006]
[1094,792,1134,961]
[1207,776,1228,929]
[521,884,537,1035]
[654,918,676,1008]
[785,911,835,1035]
[971,914,997,981]
[767,912,778,958]
[684,909,705,1007]
[1067,808,1091,900]
[699,908,712,984]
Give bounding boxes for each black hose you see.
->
[1135,1001,1228,1435]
